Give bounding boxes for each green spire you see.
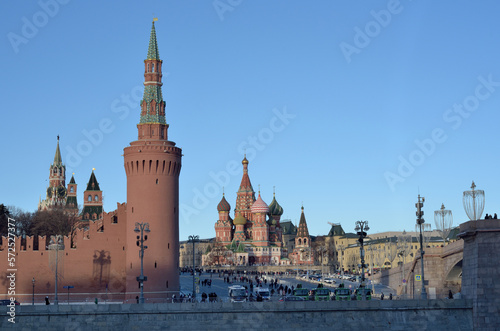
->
[86,169,100,191]
[53,135,62,166]
[147,21,160,60]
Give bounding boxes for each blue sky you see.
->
[1,0,499,241]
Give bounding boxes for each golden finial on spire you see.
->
[153,17,158,22]
[92,168,95,171]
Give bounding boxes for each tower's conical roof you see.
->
[69,174,76,184]
[86,169,100,191]
[53,136,62,166]
[297,206,310,238]
[147,21,160,60]
[238,156,253,193]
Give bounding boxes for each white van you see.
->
[228,285,247,302]
[254,287,271,301]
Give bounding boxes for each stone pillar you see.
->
[458,219,500,329]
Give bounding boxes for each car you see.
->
[279,296,306,302]
[323,278,336,284]
[0,299,19,306]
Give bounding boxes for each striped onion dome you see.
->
[251,193,269,214]
[217,194,231,212]
[268,194,283,216]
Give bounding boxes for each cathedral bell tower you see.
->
[123,20,182,298]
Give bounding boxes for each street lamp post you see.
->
[49,235,64,305]
[32,277,35,305]
[188,235,199,300]
[134,222,150,304]
[354,221,369,287]
[416,195,427,299]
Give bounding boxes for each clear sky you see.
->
[1,0,500,241]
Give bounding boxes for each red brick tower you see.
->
[81,169,103,221]
[123,21,182,298]
[251,192,269,247]
[234,156,256,238]
[215,194,232,245]
[293,206,313,265]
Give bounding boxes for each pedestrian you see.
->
[381,293,384,300]
[136,296,139,304]
[448,290,453,299]
[45,296,50,305]
[389,293,392,300]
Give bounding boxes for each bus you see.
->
[228,285,247,302]
[334,287,352,301]
[293,288,310,300]
[354,287,372,300]
[311,288,331,301]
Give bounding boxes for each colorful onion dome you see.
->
[242,155,249,165]
[217,194,231,212]
[268,194,283,216]
[251,193,269,214]
[233,214,247,225]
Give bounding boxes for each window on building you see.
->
[70,187,74,193]
[152,63,155,72]
[88,195,92,202]
[94,195,99,202]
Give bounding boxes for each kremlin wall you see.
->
[0,21,182,302]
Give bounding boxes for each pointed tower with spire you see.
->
[65,173,78,212]
[123,20,183,298]
[234,156,256,241]
[39,136,67,210]
[292,206,313,265]
[81,169,103,221]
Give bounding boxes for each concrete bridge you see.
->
[374,239,464,299]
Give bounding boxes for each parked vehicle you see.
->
[334,287,352,301]
[311,288,331,301]
[355,287,372,300]
[293,285,310,300]
[0,299,19,306]
[254,287,270,301]
[228,285,247,302]
[323,278,336,284]
[279,296,306,302]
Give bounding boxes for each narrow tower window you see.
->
[88,195,92,202]
[94,195,99,202]
[152,63,155,72]
[70,187,74,193]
